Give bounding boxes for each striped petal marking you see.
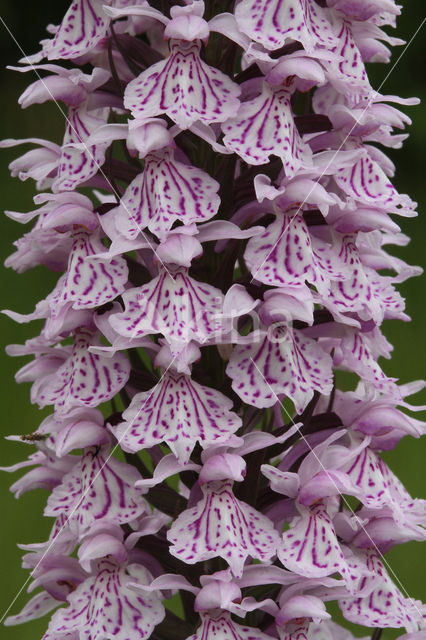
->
[36,329,130,415]
[53,107,109,193]
[52,229,128,309]
[222,83,312,177]
[334,148,415,215]
[188,612,275,640]
[46,0,109,60]
[109,269,224,350]
[339,550,419,630]
[326,18,371,96]
[235,0,338,53]
[337,330,399,398]
[344,445,419,525]
[167,479,280,577]
[115,148,220,241]
[322,235,389,324]
[226,328,333,413]
[124,41,241,129]
[244,212,348,293]
[278,503,354,584]
[45,445,146,534]
[114,372,242,463]
[44,560,165,640]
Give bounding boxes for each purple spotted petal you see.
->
[35,329,130,415]
[109,269,224,351]
[320,235,382,323]
[167,480,280,577]
[114,149,220,241]
[309,620,369,640]
[0,136,61,189]
[5,592,60,627]
[278,503,355,585]
[262,465,300,498]
[46,0,109,61]
[226,329,333,413]
[45,445,146,534]
[339,551,421,630]
[344,445,418,525]
[5,228,73,273]
[25,512,77,557]
[188,612,275,640]
[235,0,338,53]
[244,213,348,293]
[51,229,128,309]
[328,0,400,21]
[114,372,242,463]
[327,268,406,325]
[369,275,407,321]
[336,330,399,398]
[52,107,109,192]
[44,560,165,640]
[334,148,416,216]
[222,84,312,177]
[124,41,241,129]
[326,18,371,96]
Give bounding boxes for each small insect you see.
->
[20,432,47,442]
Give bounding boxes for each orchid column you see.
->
[2,1,426,640]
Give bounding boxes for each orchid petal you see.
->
[124,41,241,129]
[134,455,201,491]
[113,149,220,241]
[52,229,128,310]
[45,445,146,534]
[222,83,312,177]
[226,330,333,412]
[45,560,165,640]
[245,212,348,294]
[5,592,59,626]
[52,107,109,192]
[188,612,275,640]
[109,269,224,352]
[115,372,241,463]
[326,18,371,96]
[35,329,130,415]
[45,0,109,60]
[168,480,280,577]
[235,0,338,53]
[339,551,421,630]
[279,504,357,589]
[334,148,416,216]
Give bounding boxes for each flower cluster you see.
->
[2,1,426,639]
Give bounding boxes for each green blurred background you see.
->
[0,2,424,638]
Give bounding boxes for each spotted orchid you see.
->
[2,1,425,640]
